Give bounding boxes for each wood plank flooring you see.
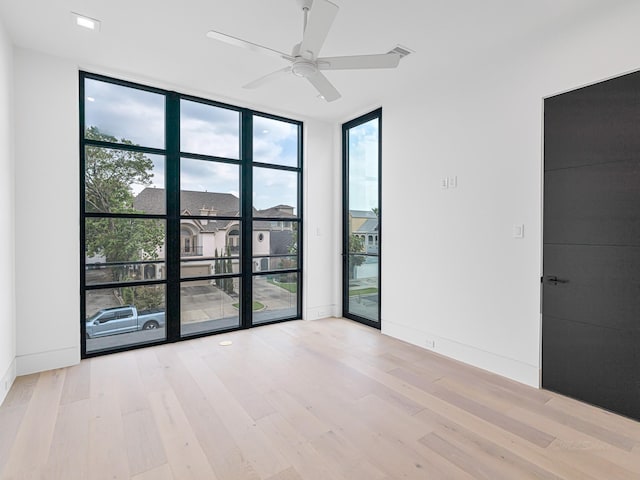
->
[1,317,639,479]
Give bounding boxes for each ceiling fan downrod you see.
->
[298,0,313,33]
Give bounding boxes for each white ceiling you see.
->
[0,0,631,122]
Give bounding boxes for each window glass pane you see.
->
[86,262,165,286]
[252,273,298,325]
[252,221,297,254]
[345,114,379,324]
[180,100,240,159]
[85,218,165,266]
[347,255,379,322]
[181,279,240,336]
[180,241,240,279]
[253,167,298,217]
[85,285,166,353]
[180,159,239,216]
[181,258,240,278]
[84,79,165,149]
[252,256,297,273]
[252,220,297,272]
[349,255,379,322]
[253,116,299,167]
[348,118,379,213]
[85,147,165,214]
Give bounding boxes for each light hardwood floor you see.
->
[1,317,640,479]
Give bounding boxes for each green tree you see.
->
[121,285,164,311]
[224,246,234,294]
[214,248,221,288]
[288,223,298,255]
[348,234,366,279]
[280,223,298,280]
[84,126,164,285]
[84,126,154,213]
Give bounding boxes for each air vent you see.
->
[387,45,414,58]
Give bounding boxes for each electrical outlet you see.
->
[425,339,435,349]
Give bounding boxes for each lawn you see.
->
[268,279,297,293]
[349,287,378,296]
[232,301,265,311]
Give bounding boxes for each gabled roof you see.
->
[350,210,377,219]
[134,188,296,232]
[134,187,240,217]
[255,206,296,218]
[354,218,378,234]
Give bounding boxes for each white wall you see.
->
[379,2,640,387]
[17,2,640,385]
[303,120,337,320]
[14,48,80,374]
[12,49,336,374]
[0,18,16,404]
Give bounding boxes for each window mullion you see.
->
[80,72,303,358]
[241,111,253,329]
[165,92,181,342]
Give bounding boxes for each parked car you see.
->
[85,305,165,338]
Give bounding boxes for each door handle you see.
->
[542,275,569,285]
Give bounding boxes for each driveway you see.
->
[86,277,297,352]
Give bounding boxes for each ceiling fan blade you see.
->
[206,30,293,61]
[306,72,341,102]
[299,0,339,58]
[243,67,292,89]
[318,53,401,70]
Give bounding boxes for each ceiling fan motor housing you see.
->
[292,59,318,77]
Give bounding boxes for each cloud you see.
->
[347,118,379,211]
[85,79,165,149]
[253,167,297,212]
[85,78,301,211]
[180,158,239,195]
[180,99,240,158]
[253,116,298,167]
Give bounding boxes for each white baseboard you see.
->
[382,320,540,388]
[16,346,79,376]
[0,358,17,406]
[304,305,336,320]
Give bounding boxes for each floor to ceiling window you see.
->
[342,108,381,328]
[81,72,302,357]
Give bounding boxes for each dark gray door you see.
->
[543,71,640,421]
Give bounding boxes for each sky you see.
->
[84,78,299,212]
[348,118,379,212]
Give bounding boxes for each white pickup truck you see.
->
[85,305,165,338]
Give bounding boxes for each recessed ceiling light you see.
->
[317,94,325,100]
[71,12,101,31]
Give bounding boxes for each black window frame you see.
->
[80,71,303,358]
[342,108,382,329]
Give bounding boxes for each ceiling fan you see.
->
[206,0,402,102]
